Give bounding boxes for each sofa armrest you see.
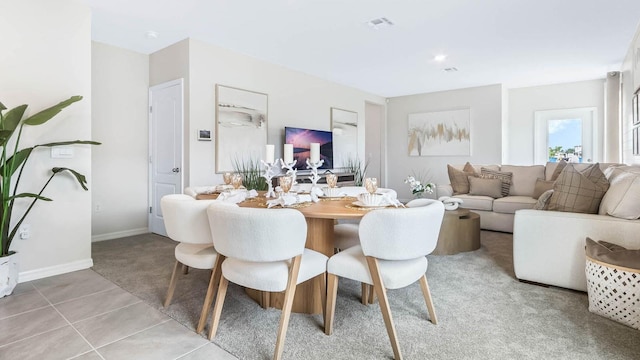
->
[436,184,453,198]
[513,209,640,291]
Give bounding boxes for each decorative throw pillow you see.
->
[532,178,555,199]
[585,237,640,270]
[533,189,554,210]
[549,160,568,181]
[480,167,512,197]
[468,176,503,198]
[598,166,640,219]
[547,163,609,214]
[447,162,478,195]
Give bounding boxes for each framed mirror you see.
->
[331,107,358,168]
[215,84,268,173]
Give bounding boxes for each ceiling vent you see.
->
[444,67,458,72]
[367,17,394,29]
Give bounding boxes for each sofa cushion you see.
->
[447,162,477,195]
[598,166,640,219]
[468,176,503,198]
[493,196,537,214]
[586,237,640,269]
[533,189,553,210]
[480,168,512,197]
[456,194,493,211]
[501,165,545,196]
[532,178,555,199]
[547,163,609,214]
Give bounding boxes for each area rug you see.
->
[91,231,640,360]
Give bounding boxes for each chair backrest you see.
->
[339,186,397,199]
[207,202,307,262]
[183,187,198,198]
[359,199,445,260]
[406,198,433,208]
[160,194,217,245]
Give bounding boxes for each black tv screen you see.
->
[284,127,333,170]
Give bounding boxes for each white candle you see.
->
[284,144,294,164]
[265,144,275,164]
[310,143,320,163]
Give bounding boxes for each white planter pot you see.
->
[0,253,19,298]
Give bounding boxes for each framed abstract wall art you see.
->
[408,108,471,156]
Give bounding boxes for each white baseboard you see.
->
[91,228,149,242]
[19,258,94,283]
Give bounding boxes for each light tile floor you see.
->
[0,269,237,360]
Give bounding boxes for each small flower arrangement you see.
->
[404,174,435,198]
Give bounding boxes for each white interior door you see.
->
[149,79,183,236]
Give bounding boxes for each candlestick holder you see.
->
[306,158,324,189]
[261,159,280,198]
[280,159,298,185]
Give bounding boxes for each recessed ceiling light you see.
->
[444,67,458,72]
[145,30,159,39]
[367,17,394,30]
[434,54,447,62]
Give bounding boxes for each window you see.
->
[534,108,597,165]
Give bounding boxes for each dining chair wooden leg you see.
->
[208,275,229,340]
[317,273,327,320]
[182,264,189,275]
[419,275,438,325]
[368,284,376,304]
[196,255,224,334]
[366,257,402,360]
[361,282,369,305]
[274,255,302,360]
[325,273,338,335]
[163,260,181,308]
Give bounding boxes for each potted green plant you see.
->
[0,96,99,297]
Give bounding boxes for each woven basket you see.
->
[585,256,640,330]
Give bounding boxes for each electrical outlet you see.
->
[19,224,30,240]
[95,203,102,212]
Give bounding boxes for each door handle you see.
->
[172,167,180,173]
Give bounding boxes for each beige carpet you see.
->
[92,231,640,360]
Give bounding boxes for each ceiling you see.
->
[86,0,640,97]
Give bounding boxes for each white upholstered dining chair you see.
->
[160,194,221,333]
[333,187,398,251]
[325,199,445,360]
[205,202,328,360]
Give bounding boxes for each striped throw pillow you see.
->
[480,168,512,197]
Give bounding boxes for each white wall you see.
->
[91,42,149,241]
[182,38,385,187]
[0,0,93,280]
[507,79,605,165]
[621,22,640,165]
[387,84,503,200]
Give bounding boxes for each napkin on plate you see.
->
[358,193,405,208]
[217,189,258,204]
[266,193,313,208]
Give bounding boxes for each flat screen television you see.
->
[284,126,333,170]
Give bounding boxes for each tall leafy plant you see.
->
[344,156,370,186]
[0,96,100,257]
[232,156,267,191]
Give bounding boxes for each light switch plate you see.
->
[51,146,74,158]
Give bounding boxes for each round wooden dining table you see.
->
[197,193,379,314]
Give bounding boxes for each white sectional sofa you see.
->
[513,164,640,291]
[513,209,640,291]
[437,162,620,233]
